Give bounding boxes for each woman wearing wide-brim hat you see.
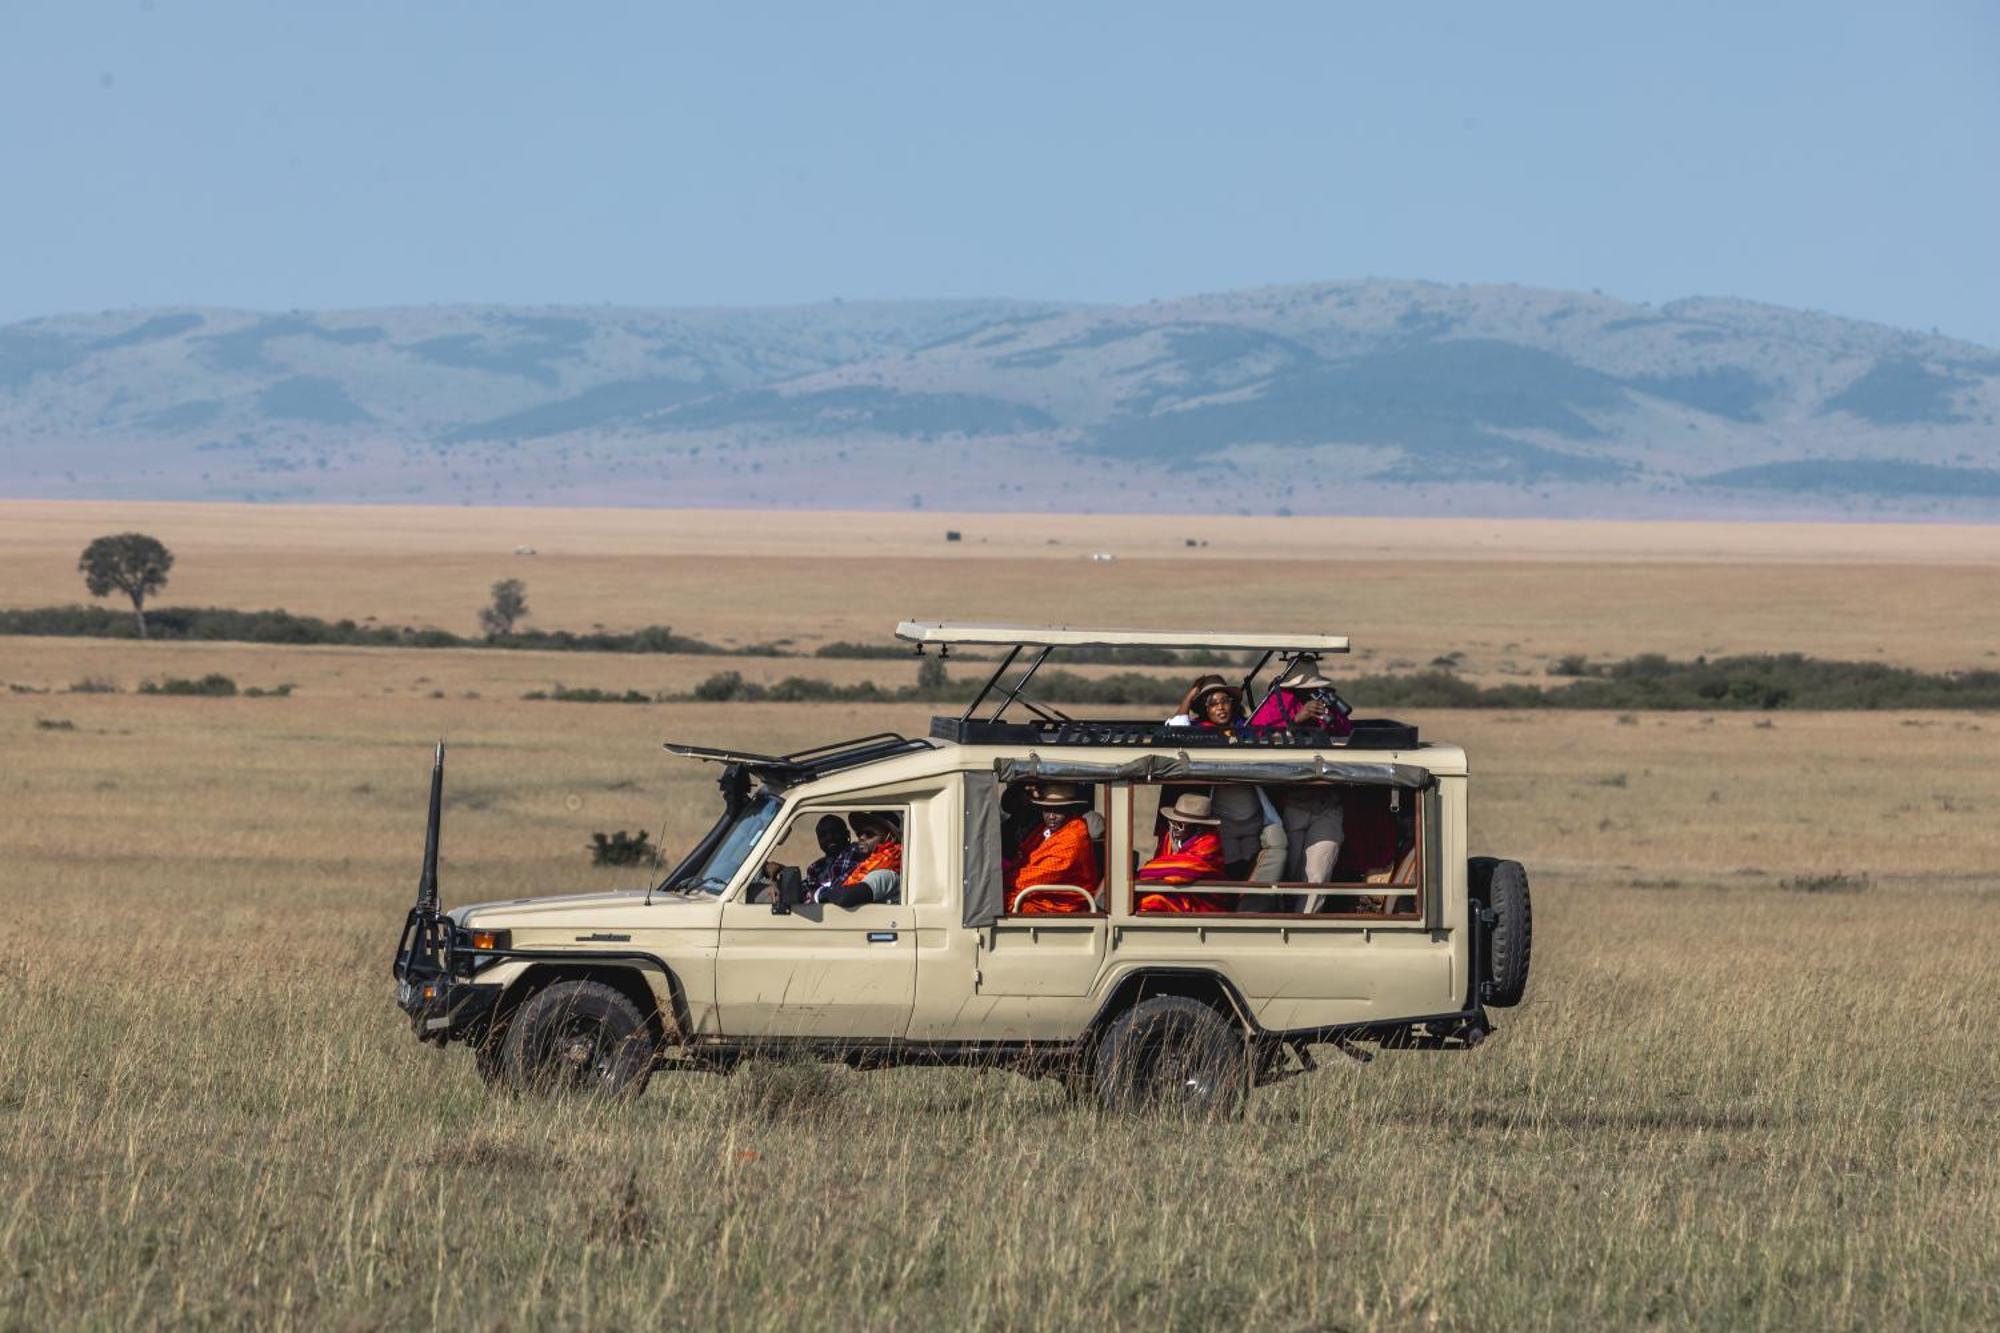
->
[1166,674,1287,883]
[1248,658,1351,733]
[1007,782,1100,914]
[1166,674,1245,731]
[1135,793,1229,914]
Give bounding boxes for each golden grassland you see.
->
[2,683,1998,1328]
[3,502,1999,1327]
[5,501,2000,672]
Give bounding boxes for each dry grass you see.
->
[4,502,2000,671]
[2,684,1998,1328]
[2,503,1998,1327]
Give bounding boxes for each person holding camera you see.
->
[1247,658,1353,735]
[1249,659,1351,889]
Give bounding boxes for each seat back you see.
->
[1011,885,1098,915]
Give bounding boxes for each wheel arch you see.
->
[489,955,687,1046]
[1086,966,1258,1040]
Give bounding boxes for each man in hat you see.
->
[1135,792,1229,913]
[1006,782,1100,914]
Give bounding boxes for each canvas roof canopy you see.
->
[896,621,1349,654]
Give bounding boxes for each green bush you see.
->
[1781,873,1871,894]
[524,686,655,704]
[1353,655,2000,711]
[589,830,660,867]
[139,673,238,697]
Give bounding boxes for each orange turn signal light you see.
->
[467,930,509,950]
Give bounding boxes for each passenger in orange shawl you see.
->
[820,810,902,907]
[842,832,901,886]
[1136,792,1230,913]
[1007,782,1100,914]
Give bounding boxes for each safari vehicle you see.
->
[394,623,1532,1114]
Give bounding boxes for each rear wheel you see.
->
[1093,996,1246,1118]
[498,980,656,1098]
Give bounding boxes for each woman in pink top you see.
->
[1248,658,1353,735]
[1250,659,1351,888]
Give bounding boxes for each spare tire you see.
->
[1467,857,1532,1008]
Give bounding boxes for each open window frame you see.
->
[1122,779,1431,922]
[996,778,1111,918]
[731,800,915,909]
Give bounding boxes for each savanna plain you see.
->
[2,502,1997,1330]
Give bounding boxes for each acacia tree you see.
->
[479,578,528,639]
[78,533,175,639]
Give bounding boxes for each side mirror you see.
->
[771,867,805,915]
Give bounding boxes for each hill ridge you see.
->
[3,280,1996,516]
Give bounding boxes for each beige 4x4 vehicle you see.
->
[394,623,1532,1114]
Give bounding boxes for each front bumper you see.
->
[393,904,503,1043]
[396,974,503,1041]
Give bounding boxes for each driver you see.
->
[800,815,861,900]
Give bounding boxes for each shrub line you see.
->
[526,654,2000,710]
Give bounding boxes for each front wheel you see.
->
[497,980,655,1098]
[1093,996,1246,1118]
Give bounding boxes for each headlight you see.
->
[461,928,511,951]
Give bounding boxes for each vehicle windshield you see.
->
[676,790,782,895]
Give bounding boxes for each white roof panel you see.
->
[895,621,1349,653]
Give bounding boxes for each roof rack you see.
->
[895,621,1353,728]
[896,622,1349,653]
[663,731,934,784]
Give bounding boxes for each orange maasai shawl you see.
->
[843,840,902,887]
[1007,818,1099,913]
[1137,830,1223,884]
[1136,830,1227,913]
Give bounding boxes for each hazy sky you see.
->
[6,0,1997,344]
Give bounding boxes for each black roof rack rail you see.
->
[929,716,1420,750]
[781,732,908,763]
[664,731,934,784]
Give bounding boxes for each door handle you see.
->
[866,931,898,943]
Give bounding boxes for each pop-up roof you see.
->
[895,621,1349,654]
[894,620,1362,741]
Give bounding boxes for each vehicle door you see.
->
[977,778,1110,1000]
[714,801,917,1040]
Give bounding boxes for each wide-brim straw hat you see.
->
[1274,658,1335,691]
[1160,792,1221,825]
[1030,781,1090,808]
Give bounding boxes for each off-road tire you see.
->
[1092,996,1246,1118]
[472,1023,509,1086]
[1469,857,1532,1008]
[497,980,655,1098]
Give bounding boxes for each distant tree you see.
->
[479,578,529,639]
[78,533,174,639]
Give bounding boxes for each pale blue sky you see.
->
[5,0,1996,344]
